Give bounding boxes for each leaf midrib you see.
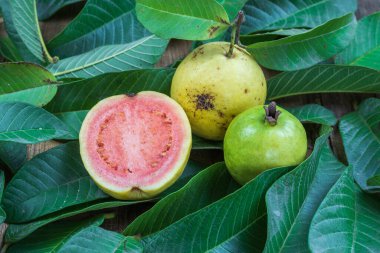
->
[138,2,228,24]
[49,8,135,49]
[53,35,157,76]
[10,175,94,214]
[205,213,266,252]
[356,112,380,144]
[349,44,380,65]
[250,16,352,49]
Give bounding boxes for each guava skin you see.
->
[171,42,267,141]
[224,105,307,185]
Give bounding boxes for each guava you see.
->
[79,91,192,200]
[224,102,307,185]
[170,41,267,141]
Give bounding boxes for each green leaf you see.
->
[141,166,290,252]
[368,174,380,186]
[0,37,23,61]
[0,63,57,106]
[0,170,6,224]
[242,0,357,34]
[0,142,27,173]
[339,98,380,192]
[5,200,139,243]
[309,167,380,252]
[263,134,345,252]
[45,69,175,113]
[5,160,204,243]
[246,14,357,71]
[135,0,230,40]
[240,28,309,45]
[37,0,82,20]
[48,0,150,58]
[287,104,337,126]
[54,111,88,139]
[267,65,380,100]
[0,102,69,144]
[7,216,105,253]
[336,11,380,70]
[124,162,239,237]
[215,0,248,20]
[58,227,143,253]
[47,35,168,79]
[1,0,54,64]
[2,142,108,223]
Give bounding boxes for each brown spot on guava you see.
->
[261,81,264,87]
[193,93,215,111]
[217,110,225,118]
[244,89,249,94]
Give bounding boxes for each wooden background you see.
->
[0,0,379,234]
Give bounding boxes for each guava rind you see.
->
[224,105,307,185]
[171,42,267,141]
[79,91,192,200]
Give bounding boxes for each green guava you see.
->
[171,41,267,141]
[224,102,308,185]
[79,91,192,200]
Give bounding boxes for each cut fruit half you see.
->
[79,91,192,200]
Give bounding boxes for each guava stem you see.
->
[264,101,281,126]
[226,11,245,58]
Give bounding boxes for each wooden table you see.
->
[0,0,379,233]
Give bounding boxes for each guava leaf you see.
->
[215,0,248,20]
[48,0,150,58]
[0,142,27,173]
[0,170,6,224]
[263,134,346,252]
[135,0,230,40]
[246,14,357,71]
[140,165,290,253]
[37,0,82,20]
[0,37,23,62]
[240,28,309,45]
[6,216,105,253]
[336,11,380,70]
[47,35,168,79]
[368,175,380,186]
[286,104,337,126]
[339,98,380,192]
[1,0,53,64]
[0,102,69,144]
[5,160,204,243]
[267,65,380,100]
[45,69,175,113]
[59,227,143,253]
[308,167,380,252]
[0,63,57,106]
[242,0,357,34]
[124,162,239,237]
[54,111,88,139]
[2,142,108,223]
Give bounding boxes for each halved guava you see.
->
[79,91,192,200]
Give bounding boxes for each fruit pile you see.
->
[80,35,308,198]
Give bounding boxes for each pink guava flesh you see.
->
[80,92,191,197]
